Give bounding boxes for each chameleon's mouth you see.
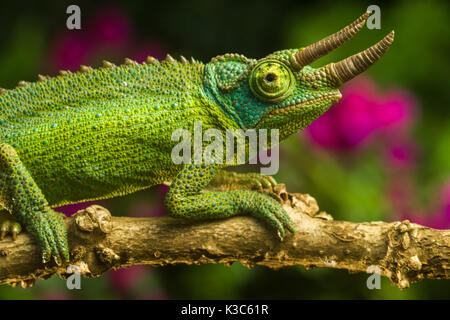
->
[269,91,342,116]
[255,91,342,128]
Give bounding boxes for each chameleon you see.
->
[0,12,393,264]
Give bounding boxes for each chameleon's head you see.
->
[205,12,394,140]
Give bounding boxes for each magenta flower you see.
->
[129,201,166,218]
[439,184,450,228]
[427,182,450,229]
[130,43,166,63]
[373,90,417,132]
[397,208,450,230]
[157,184,169,198]
[54,201,98,218]
[41,291,73,300]
[132,185,168,217]
[139,290,169,300]
[385,138,418,169]
[305,77,417,151]
[109,265,149,295]
[89,7,132,47]
[49,33,92,72]
[48,5,165,72]
[394,181,450,230]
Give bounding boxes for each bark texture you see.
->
[0,184,448,289]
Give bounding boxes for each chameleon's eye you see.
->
[249,60,294,103]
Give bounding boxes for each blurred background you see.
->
[0,0,449,299]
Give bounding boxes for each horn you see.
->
[325,30,394,84]
[292,11,371,69]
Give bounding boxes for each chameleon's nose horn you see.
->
[291,11,370,69]
[325,30,394,84]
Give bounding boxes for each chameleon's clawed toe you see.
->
[54,255,62,266]
[240,173,278,192]
[0,220,22,240]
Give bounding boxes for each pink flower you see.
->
[41,291,73,300]
[306,77,417,151]
[129,202,166,218]
[139,290,169,300]
[54,201,98,217]
[48,5,165,72]
[395,181,450,230]
[109,265,149,295]
[89,7,132,47]
[430,182,450,229]
[157,184,169,198]
[127,185,168,218]
[129,43,166,63]
[373,90,417,132]
[385,139,418,169]
[49,33,92,71]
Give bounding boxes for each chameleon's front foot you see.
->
[165,164,296,239]
[234,190,296,238]
[232,172,277,190]
[209,171,278,191]
[21,208,70,264]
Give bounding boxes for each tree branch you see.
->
[0,184,448,289]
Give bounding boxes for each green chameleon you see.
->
[0,12,393,264]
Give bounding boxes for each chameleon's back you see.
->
[0,58,222,206]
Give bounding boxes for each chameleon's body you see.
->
[0,12,394,264]
[0,57,213,205]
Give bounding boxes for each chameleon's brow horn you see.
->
[324,30,394,84]
[291,11,371,69]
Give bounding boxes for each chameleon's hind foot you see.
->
[24,208,70,265]
[0,143,69,265]
[0,219,22,240]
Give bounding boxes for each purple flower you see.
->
[89,7,132,47]
[49,33,92,71]
[127,185,168,218]
[385,139,418,169]
[48,5,165,72]
[305,77,417,151]
[109,265,149,295]
[139,290,169,300]
[394,181,450,230]
[41,291,73,300]
[129,202,166,218]
[130,43,166,63]
[429,182,450,229]
[54,201,98,217]
[373,90,417,132]
[157,184,169,198]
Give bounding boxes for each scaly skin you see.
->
[0,13,394,264]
